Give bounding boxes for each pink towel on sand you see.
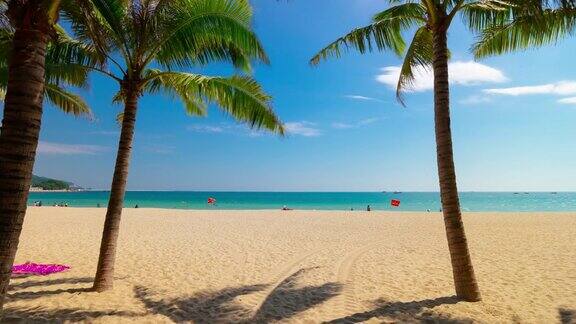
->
[11,262,70,276]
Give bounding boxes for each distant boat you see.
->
[393,191,402,194]
[513,192,519,194]
[550,192,558,194]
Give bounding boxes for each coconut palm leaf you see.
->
[472,4,576,58]
[44,83,91,116]
[144,70,283,133]
[396,25,433,105]
[310,19,408,65]
[147,0,267,71]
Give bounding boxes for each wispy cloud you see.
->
[186,125,224,133]
[187,123,280,138]
[38,141,107,155]
[284,122,322,137]
[483,81,576,96]
[376,61,507,92]
[558,97,576,104]
[142,144,175,154]
[344,95,381,102]
[458,95,492,105]
[332,122,354,129]
[332,117,379,130]
[90,130,119,136]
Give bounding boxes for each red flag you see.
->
[390,199,400,207]
[207,197,216,204]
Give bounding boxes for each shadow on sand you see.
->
[6,277,95,303]
[134,267,342,323]
[324,295,472,324]
[559,308,575,324]
[2,276,140,323]
[8,277,94,291]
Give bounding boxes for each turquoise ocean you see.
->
[28,191,576,211]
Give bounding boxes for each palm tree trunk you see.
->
[92,85,139,292]
[432,26,481,302]
[0,2,50,313]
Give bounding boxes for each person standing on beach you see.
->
[367,205,371,211]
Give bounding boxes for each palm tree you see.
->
[0,15,95,315]
[472,0,576,58]
[68,0,284,292]
[310,0,507,301]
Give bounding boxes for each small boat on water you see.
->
[393,191,402,194]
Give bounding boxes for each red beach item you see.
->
[207,197,216,204]
[391,199,401,207]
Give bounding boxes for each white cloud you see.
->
[484,81,576,96]
[558,97,576,104]
[284,122,321,137]
[187,125,224,133]
[459,95,492,105]
[345,95,380,101]
[376,61,507,92]
[38,141,107,155]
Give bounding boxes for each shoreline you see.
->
[24,206,576,213]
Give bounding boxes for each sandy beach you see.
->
[3,208,575,323]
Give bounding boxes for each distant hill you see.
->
[31,175,73,190]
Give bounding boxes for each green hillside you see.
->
[31,175,72,190]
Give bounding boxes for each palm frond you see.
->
[373,3,427,25]
[472,7,576,57]
[310,3,427,65]
[144,69,208,116]
[44,83,92,117]
[61,0,130,73]
[148,0,267,71]
[144,70,284,134]
[461,0,515,31]
[396,26,433,105]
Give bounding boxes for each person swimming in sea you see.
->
[366,205,371,211]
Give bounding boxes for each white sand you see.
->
[3,208,576,323]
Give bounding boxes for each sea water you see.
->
[28,191,576,211]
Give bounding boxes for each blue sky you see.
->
[20,0,576,191]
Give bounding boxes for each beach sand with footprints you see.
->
[3,208,576,323]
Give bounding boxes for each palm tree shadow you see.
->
[133,284,267,323]
[325,295,472,323]
[252,267,342,323]
[5,277,95,302]
[559,308,575,324]
[134,267,342,323]
[8,277,94,291]
[6,287,92,302]
[1,307,139,323]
